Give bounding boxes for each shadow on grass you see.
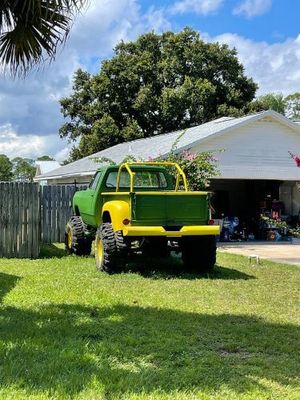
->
[126,254,255,280]
[0,272,20,303]
[0,303,298,397]
[39,243,67,259]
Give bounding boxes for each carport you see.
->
[210,179,282,220]
[209,177,300,241]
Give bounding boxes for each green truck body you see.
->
[66,162,220,273]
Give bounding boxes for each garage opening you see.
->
[210,179,281,218]
[209,179,299,241]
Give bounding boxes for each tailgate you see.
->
[132,192,209,226]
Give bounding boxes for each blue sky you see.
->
[139,0,300,43]
[1,0,300,160]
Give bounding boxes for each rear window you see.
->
[105,170,168,189]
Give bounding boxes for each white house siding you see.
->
[191,117,300,181]
[190,117,300,217]
[48,176,92,185]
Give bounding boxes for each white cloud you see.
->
[54,146,73,162]
[63,0,170,69]
[171,0,223,15]
[0,0,170,160]
[0,0,146,136]
[0,124,72,161]
[208,33,300,95]
[233,0,272,18]
[142,7,171,33]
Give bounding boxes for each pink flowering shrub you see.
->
[158,148,220,190]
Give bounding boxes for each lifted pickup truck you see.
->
[65,162,220,273]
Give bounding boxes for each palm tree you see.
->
[0,0,87,75]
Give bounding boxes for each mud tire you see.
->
[65,216,92,256]
[95,223,127,273]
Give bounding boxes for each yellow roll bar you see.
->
[116,161,188,192]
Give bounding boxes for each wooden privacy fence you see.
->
[0,182,40,258]
[40,185,79,243]
[0,183,86,258]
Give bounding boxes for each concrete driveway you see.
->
[218,242,300,266]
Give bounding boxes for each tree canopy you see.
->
[0,0,87,75]
[37,155,55,161]
[249,92,300,121]
[0,154,13,181]
[285,93,300,121]
[252,93,286,115]
[60,28,258,162]
[12,157,36,181]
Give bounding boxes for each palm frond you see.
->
[0,0,88,75]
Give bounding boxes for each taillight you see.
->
[208,219,215,225]
[123,218,130,225]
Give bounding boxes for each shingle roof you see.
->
[35,110,300,181]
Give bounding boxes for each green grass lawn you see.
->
[0,245,299,400]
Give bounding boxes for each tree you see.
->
[12,157,36,181]
[0,154,13,181]
[250,93,286,115]
[37,155,55,161]
[60,28,258,162]
[285,93,300,121]
[0,0,87,75]
[249,91,300,119]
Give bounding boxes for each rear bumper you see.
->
[123,225,220,237]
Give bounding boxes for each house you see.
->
[35,160,61,185]
[35,110,300,219]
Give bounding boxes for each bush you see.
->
[160,149,219,190]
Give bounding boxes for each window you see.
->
[89,171,101,190]
[105,171,130,188]
[158,172,168,188]
[105,170,168,189]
